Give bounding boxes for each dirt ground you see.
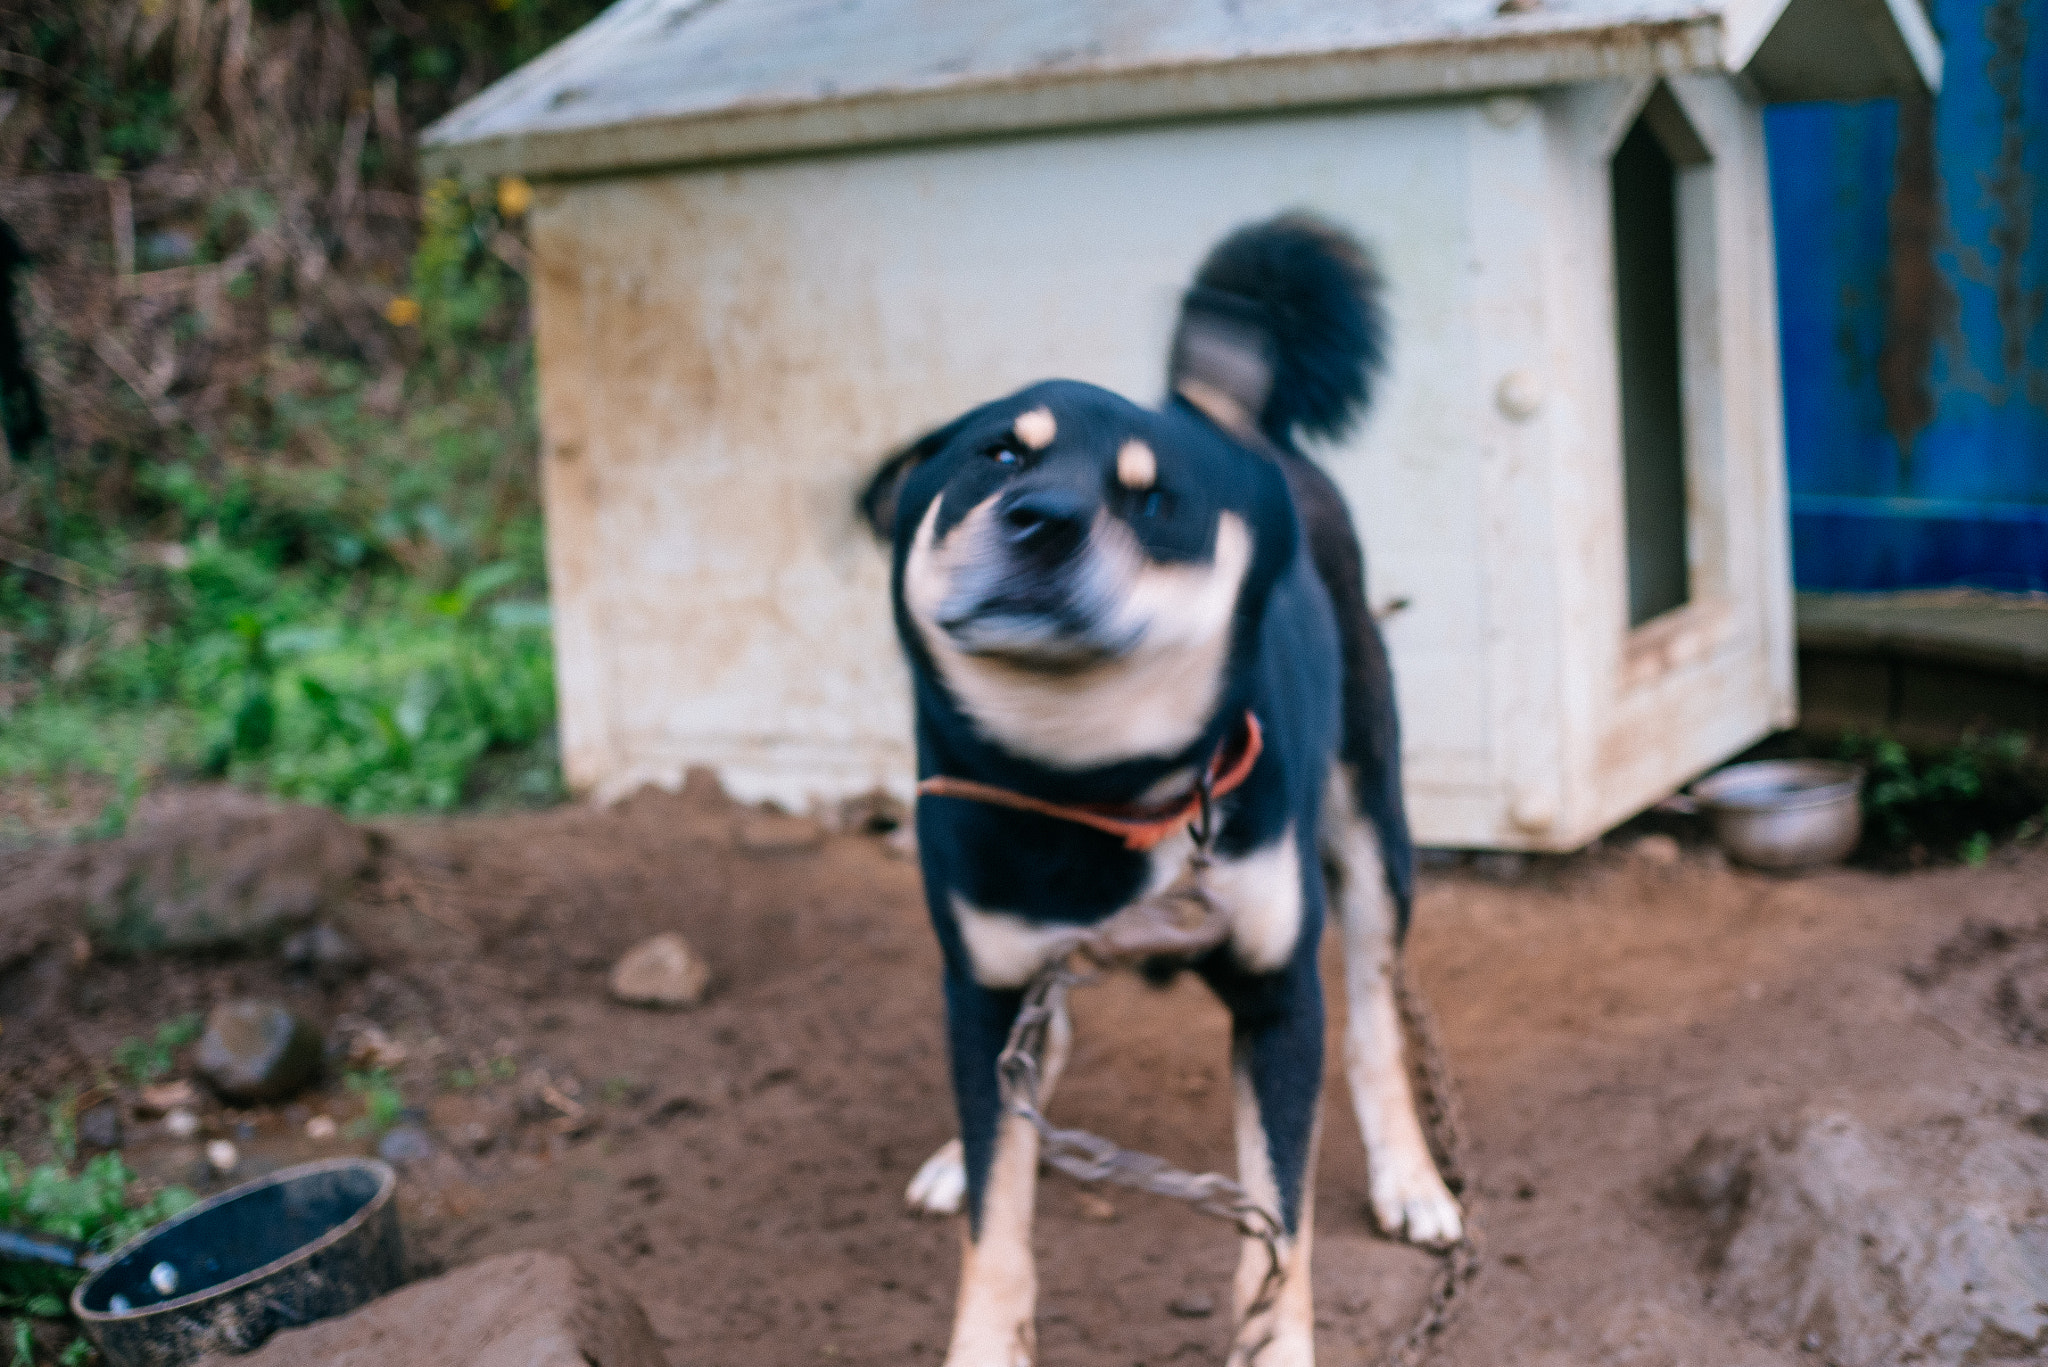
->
[4,776,2046,1366]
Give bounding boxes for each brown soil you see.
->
[4,777,2045,1366]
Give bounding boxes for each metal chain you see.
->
[999,952,1291,1354]
[992,783,1476,1366]
[1384,964,1480,1367]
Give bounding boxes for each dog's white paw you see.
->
[907,1137,967,1216]
[1369,1157,1463,1248]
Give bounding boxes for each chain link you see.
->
[991,781,1475,1364]
[996,898,1291,1357]
[1385,964,1479,1367]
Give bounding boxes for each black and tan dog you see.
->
[861,216,1460,1366]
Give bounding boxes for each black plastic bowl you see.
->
[72,1158,400,1367]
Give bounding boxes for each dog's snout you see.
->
[1000,487,1090,560]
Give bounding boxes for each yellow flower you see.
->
[384,297,422,327]
[496,176,534,220]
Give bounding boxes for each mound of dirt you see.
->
[193,1250,665,1367]
[1,787,374,958]
[1666,1109,2048,1365]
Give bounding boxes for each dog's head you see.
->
[888,379,1294,769]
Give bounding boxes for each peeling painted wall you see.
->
[1768,0,2048,590]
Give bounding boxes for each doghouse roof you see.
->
[424,0,1939,180]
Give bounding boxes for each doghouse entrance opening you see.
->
[1611,90,1707,629]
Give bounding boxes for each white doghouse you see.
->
[425,0,1938,850]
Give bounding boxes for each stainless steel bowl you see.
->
[1687,759,1864,870]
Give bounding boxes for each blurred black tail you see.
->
[1170,214,1414,935]
[1166,212,1386,452]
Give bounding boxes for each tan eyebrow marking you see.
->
[1013,407,1057,450]
[1116,439,1157,491]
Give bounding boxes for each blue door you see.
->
[1766,0,2048,591]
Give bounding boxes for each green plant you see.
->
[110,1015,203,1087]
[1835,731,2048,866]
[0,8,582,823]
[344,1070,404,1137]
[8,1319,93,1367]
[0,1152,194,1317]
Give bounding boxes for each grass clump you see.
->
[1,178,563,820]
[0,0,622,825]
[109,1015,202,1088]
[344,1069,405,1138]
[0,1151,194,1318]
[1834,731,2048,867]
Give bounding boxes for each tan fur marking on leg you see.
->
[1228,1063,1317,1367]
[1323,766,1462,1248]
[908,1003,1069,1217]
[1012,406,1056,450]
[943,1112,1040,1367]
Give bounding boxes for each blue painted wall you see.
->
[1765,0,2048,591]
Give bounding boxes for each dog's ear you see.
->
[857,417,965,542]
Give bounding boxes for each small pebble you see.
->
[205,1139,240,1174]
[1631,833,1682,866]
[108,1295,131,1314]
[1168,1292,1215,1318]
[344,1023,409,1071]
[281,922,368,981]
[377,1124,436,1167]
[164,1108,200,1139]
[1075,1192,1117,1222]
[78,1102,123,1151]
[138,1080,199,1115]
[149,1262,179,1296]
[609,932,712,1009]
[305,1114,338,1141]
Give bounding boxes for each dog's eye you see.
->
[984,441,1024,467]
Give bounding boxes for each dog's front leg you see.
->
[942,971,1041,1367]
[1216,957,1324,1367]
[909,1000,1068,1216]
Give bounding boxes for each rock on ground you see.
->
[609,932,710,1008]
[57,787,371,953]
[195,999,323,1102]
[1665,1107,2048,1366]
[192,1250,667,1367]
[281,922,368,981]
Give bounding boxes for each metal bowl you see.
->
[72,1158,401,1367]
[1688,759,1864,870]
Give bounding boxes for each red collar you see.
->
[916,712,1264,852]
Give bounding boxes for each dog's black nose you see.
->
[1000,487,1090,561]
